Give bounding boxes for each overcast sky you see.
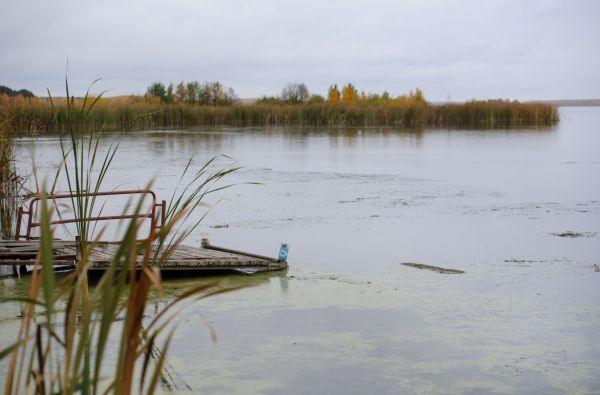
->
[1,0,598,101]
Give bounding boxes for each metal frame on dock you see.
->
[15,189,166,242]
[2,190,287,275]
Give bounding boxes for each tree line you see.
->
[3,79,425,107]
[1,80,558,130]
[257,82,426,105]
[145,81,238,105]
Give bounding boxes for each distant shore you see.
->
[0,96,559,132]
[526,99,600,107]
[424,99,600,107]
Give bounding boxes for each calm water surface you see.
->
[2,107,599,394]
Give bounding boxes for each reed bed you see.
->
[1,94,558,132]
[0,114,25,240]
[0,114,24,277]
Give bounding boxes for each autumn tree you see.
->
[198,82,238,105]
[327,84,340,104]
[393,88,427,106]
[341,83,358,103]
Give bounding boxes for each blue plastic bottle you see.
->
[278,243,289,262]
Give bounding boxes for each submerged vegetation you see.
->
[0,82,559,132]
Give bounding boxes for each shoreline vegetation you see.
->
[1,82,559,131]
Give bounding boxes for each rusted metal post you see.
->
[15,207,23,240]
[26,199,36,240]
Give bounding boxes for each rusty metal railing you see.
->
[15,189,166,242]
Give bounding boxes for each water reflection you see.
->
[81,123,559,167]
[149,269,289,309]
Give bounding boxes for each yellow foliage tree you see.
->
[393,88,427,106]
[341,83,358,103]
[327,84,340,104]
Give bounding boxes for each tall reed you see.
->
[0,114,24,277]
[1,80,243,394]
[0,114,24,240]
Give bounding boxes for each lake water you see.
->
[3,107,600,393]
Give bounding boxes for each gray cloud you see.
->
[1,0,598,100]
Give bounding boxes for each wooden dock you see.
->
[0,240,287,276]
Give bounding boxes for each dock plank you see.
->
[0,240,287,274]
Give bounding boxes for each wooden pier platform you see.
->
[0,240,287,275]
